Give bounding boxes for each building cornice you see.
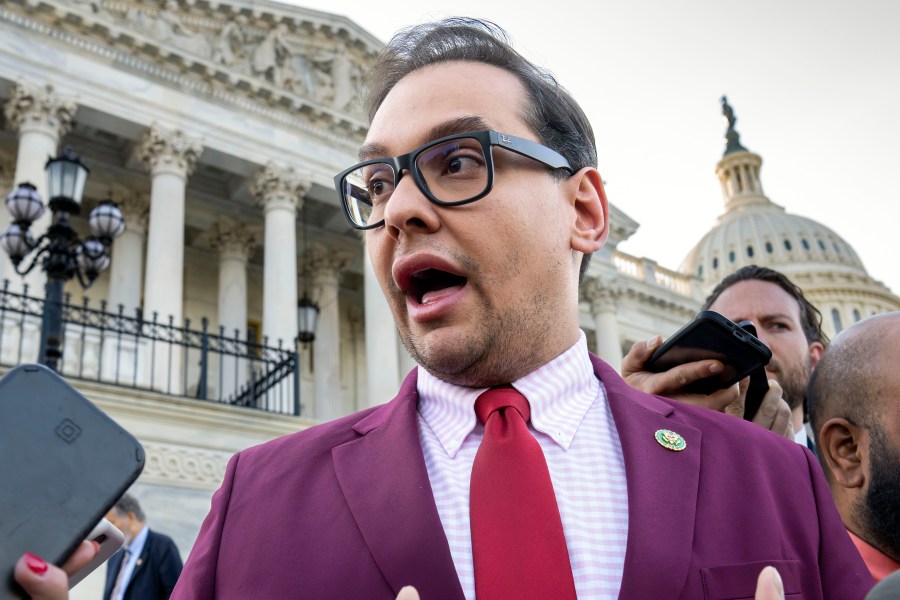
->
[1,0,378,149]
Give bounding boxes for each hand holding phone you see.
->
[643,311,772,414]
[1,364,144,599]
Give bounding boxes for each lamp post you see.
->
[0,146,125,371]
[297,293,319,345]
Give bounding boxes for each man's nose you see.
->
[383,171,441,238]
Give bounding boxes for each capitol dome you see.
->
[680,98,900,337]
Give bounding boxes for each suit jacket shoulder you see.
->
[174,358,873,600]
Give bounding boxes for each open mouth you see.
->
[408,268,468,305]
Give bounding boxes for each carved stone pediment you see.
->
[3,0,382,140]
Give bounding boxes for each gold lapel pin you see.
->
[655,429,686,452]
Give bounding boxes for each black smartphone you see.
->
[0,364,145,599]
[736,320,770,421]
[645,310,772,397]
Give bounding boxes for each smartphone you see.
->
[645,310,772,396]
[0,364,145,599]
[736,321,770,421]
[68,518,125,588]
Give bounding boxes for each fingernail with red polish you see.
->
[24,553,48,575]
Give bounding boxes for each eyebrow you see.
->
[357,115,493,162]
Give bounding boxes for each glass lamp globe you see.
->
[5,183,45,224]
[89,200,126,240]
[76,238,110,280]
[0,223,35,262]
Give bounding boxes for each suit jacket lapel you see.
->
[592,356,701,599]
[333,369,465,600]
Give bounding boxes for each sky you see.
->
[289,0,900,294]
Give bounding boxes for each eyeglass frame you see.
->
[333,129,574,230]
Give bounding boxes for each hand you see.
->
[622,336,739,410]
[13,541,99,600]
[396,586,420,600]
[623,338,794,440]
[755,566,785,600]
[741,379,794,441]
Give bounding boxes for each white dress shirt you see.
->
[416,331,629,599]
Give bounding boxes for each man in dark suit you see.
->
[103,494,182,600]
[172,18,871,600]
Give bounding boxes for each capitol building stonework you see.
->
[1,1,896,596]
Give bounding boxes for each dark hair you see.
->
[363,17,598,283]
[113,493,146,522]
[702,265,828,346]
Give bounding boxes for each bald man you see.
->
[808,312,900,582]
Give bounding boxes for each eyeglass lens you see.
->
[341,136,489,227]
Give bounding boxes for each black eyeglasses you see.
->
[333,130,573,230]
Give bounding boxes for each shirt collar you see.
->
[417,331,599,457]
[128,525,149,557]
[848,530,900,582]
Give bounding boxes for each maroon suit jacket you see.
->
[173,355,873,599]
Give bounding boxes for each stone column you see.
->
[138,124,202,392]
[0,152,13,288]
[3,82,76,292]
[363,242,402,406]
[106,188,149,315]
[209,218,259,400]
[101,189,149,384]
[583,276,623,370]
[251,163,308,348]
[308,247,350,421]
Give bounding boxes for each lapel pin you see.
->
[655,429,686,452]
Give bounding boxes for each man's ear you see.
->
[819,417,866,489]
[808,341,825,368]
[569,167,609,253]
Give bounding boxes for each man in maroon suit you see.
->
[13,17,872,600]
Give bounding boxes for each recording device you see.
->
[734,320,770,421]
[67,518,125,588]
[644,311,772,411]
[0,364,144,599]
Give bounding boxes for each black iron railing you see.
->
[0,280,301,415]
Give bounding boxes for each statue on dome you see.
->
[721,95,748,155]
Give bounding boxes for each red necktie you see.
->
[470,386,577,599]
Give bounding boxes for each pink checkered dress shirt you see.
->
[416,332,629,599]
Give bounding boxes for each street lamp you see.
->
[297,293,319,344]
[0,146,125,371]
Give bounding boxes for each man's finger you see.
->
[751,380,783,430]
[621,337,661,376]
[755,566,785,600]
[396,585,421,600]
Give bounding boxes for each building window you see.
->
[833,242,841,254]
[747,245,754,257]
[784,239,792,251]
[853,309,861,322]
[729,250,736,263]
[698,265,703,277]
[765,241,773,253]
[832,309,843,333]
[818,239,826,251]
[801,239,810,250]
[712,257,719,269]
